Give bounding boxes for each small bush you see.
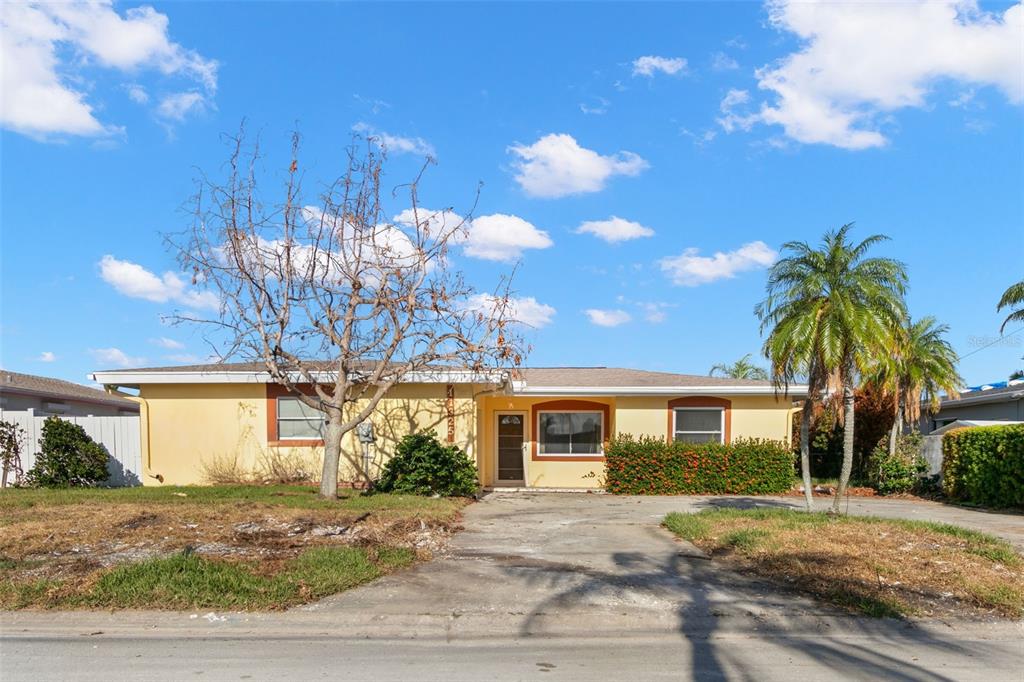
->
[375,431,478,497]
[868,432,927,495]
[25,418,109,488]
[604,435,793,495]
[942,424,1024,508]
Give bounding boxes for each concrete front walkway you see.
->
[3,493,1023,681]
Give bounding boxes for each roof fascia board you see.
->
[89,370,506,386]
[513,385,808,397]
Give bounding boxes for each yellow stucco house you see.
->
[90,364,806,489]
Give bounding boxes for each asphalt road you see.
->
[3,493,1023,680]
[3,626,1023,682]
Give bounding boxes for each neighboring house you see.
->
[90,363,806,489]
[0,370,140,418]
[919,380,1024,435]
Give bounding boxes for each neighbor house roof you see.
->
[934,382,1024,408]
[1,370,139,409]
[930,419,1024,436]
[90,362,806,396]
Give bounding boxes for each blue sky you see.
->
[2,1,1022,387]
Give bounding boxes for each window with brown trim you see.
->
[276,397,326,440]
[266,384,325,446]
[666,396,731,444]
[537,410,604,456]
[530,399,611,461]
[673,407,724,444]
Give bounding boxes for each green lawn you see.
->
[0,484,464,520]
[664,508,1023,619]
[1,546,415,610]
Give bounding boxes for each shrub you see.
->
[604,435,794,495]
[942,424,1024,508]
[375,431,478,497]
[868,432,927,495]
[25,417,110,488]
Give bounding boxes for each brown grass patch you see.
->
[664,509,1023,620]
[0,485,466,608]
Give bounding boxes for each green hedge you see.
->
[604,435,794,495]
[942,424,1024,508]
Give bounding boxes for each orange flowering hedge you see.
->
[604,434,794,495]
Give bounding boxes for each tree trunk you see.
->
[888,399,904,456]
[319,416,344,499]
[833,383,856,514]
[800,399,814,512]
[887,404,898,456]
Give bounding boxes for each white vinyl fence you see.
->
[0,411,142,486]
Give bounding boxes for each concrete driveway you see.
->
[3,493,1023,681]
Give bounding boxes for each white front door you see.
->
[495,412,527,486]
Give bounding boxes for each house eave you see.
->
[89,369,508,388]
[511,385,808,397]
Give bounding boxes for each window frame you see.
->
[673,406,725,444]
[536,409,605,457]
[275,396,326,442]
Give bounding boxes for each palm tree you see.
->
[756,224,907,513]
[997,280,1024,332]
[867,316,962,455]
[709,354,769,381]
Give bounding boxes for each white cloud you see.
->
[125,83,149,104]
[38,351,56,362]
[575,216,654,243]
[352,122,435,157]
[717,89,757,133]
[508,133,649,198]
[659,241,777,286]
[632,55,687,77]
[394,208,552,262]
[637,302,673,323]
[734,0,1023,149]
[463,293,556,329]
[99,255,219,310]
[463,214,553,262]
[710,52,739,71]
[579,97,609,115]
[1,1,217,139]
[156,91,206,121]
[150,337,184,350]
[680,127,717,147]
[90,347,146,369]
[393,207,467,239]
[584,308,632,327]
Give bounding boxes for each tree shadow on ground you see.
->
[499,528,999,681]
[693,496,801,511]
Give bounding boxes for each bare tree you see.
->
[172,130,524,498]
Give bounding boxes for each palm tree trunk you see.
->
[800,399,814,512]
[833,382,855,514]
[887,398,899,456]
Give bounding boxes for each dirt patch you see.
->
[665,510,1024,620]
[0,501,458,587]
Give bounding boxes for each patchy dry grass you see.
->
[0,485,466,610]
[664,508,1024,620]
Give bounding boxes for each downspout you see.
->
[787,404,800,449]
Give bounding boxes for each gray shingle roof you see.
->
[514,367,774,387]
[92,362,776,388]
[1,370,138,407]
